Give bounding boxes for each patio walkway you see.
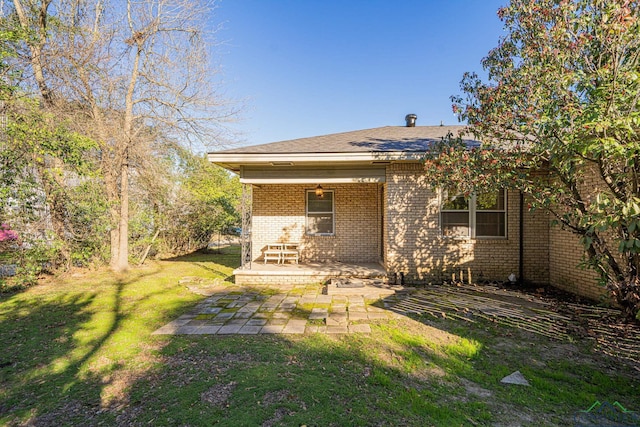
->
[152,282,403,336]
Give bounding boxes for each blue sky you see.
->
[215,0,506,146]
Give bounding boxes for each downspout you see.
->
[519,191,524,284]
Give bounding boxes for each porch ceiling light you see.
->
[315,184,324,198]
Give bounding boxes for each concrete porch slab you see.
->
[233,261,387,286]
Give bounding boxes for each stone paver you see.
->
[199,325,222,334]
[326,313,348,326]
[261,324,285,334]
[348,311,368,321]
[272,312,291,320]
[153,283,409,336]
[175,325,204,334]
[316,294,333,304]
[309,308,328,320]
[218,324,243,334]
[238,325,262,334]
[282,319,307,334]
[215,312,234,320]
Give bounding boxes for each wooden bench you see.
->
[280,243,299,264]
[263,243,299,264]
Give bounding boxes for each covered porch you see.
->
[233,261,387,287]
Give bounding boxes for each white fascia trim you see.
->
[207,152,424,164]
[240,177,385,184]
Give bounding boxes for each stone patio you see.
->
[151,280,640,366]
[152,283,402,335]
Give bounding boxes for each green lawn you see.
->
[0,246,638,426]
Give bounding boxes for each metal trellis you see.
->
[240,183,252,269]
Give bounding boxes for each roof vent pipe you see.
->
[405,114,417,127]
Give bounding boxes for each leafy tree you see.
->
[146,151,241,257]
[424,0,640,318]
[1,97,101,272]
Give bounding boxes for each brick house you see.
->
[209,116,603,301]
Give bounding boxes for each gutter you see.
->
[519,191,524,284]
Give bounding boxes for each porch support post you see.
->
[241,183,252,269]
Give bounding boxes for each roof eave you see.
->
[208,151,425,172]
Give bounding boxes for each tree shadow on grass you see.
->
[0,264,193,426]
[124,284,640,426]
[114,326,493,426]
[4,260,639,426]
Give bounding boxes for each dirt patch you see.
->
[259,389,291,406]
[165,350,254,377]
[201,381,237,407]
[261,407,295,427]
[460,378,493,399]
[20,400,98,427]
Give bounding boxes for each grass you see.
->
[0,245,638,426]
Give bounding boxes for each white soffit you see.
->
[240,166,386,184]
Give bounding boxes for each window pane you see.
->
[442,212,469,237]
[476,212,505,237]
[476,191,504,211]
[442,189,469,210]
[308,214,333,234]
[307,192,333,212]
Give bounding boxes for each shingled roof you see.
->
[208,125,480,172]
[213,125,476,154]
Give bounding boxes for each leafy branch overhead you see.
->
[425,0,640,318]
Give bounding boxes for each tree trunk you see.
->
[607,277,640,321]
[115,151,129,272]
[107,172,121,271]
[13,0,54,106]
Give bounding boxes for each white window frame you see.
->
[440,189,507,239]
[306,189,335,236]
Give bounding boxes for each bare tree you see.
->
[9,0,234,271]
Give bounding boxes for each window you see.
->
[441,189,470,237]
[306,189,334,235]
[441,188,506,238]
